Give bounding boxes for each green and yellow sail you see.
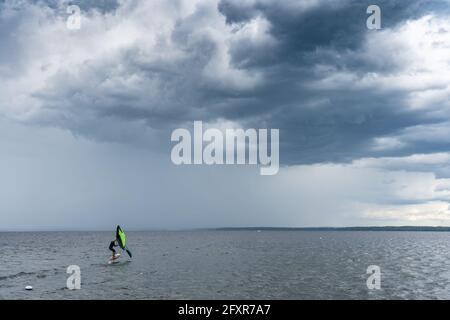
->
[116,225,126,249]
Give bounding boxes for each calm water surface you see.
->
[1,231,450,299]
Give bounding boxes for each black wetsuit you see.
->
[109,240,117,255]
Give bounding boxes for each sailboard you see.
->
[108,253,121,264]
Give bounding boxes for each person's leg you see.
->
[109,241,116,257]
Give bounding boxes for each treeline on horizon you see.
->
[213,226,450,232]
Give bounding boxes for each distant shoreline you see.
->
[213,226,450,232]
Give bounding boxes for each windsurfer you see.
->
[109,239,119,258]
[108,225,132,260]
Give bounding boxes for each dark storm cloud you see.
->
[215,0,450,164]
[3,0,450,229]
[1,0,450,165]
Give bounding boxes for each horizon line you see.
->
[2,225,450,232]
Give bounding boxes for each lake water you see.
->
[1,231,450,299]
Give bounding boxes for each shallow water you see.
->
[1,231,450,299]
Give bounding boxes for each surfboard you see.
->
[108,253,121,264]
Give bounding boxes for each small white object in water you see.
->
[25,286,33,290]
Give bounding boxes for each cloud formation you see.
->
[1,0,449,163]
[1,0,450,227]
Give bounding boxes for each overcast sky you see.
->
[1,0,450,230]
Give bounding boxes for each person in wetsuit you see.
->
[109,239,119,258]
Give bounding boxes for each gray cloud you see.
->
[1,0,449,166]
[1,0,450,228]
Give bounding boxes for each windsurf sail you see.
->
[116,225,132,258]
[116,225,126,249]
